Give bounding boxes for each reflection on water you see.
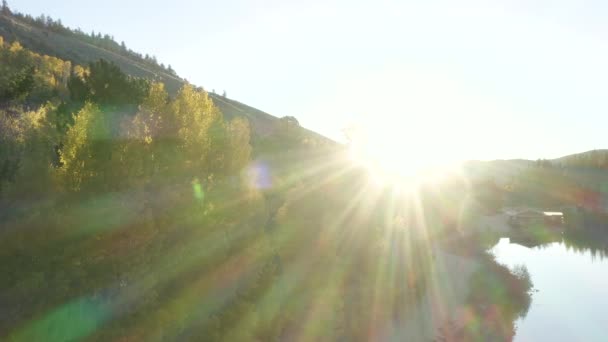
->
[491,231,608,341]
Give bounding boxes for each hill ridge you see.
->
[0,9,333,142]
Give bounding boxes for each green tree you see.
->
[68,59,149,107]
[1,0,10,15]
[67,65,89,102]
[1,65,34,102]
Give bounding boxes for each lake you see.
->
[491,235,608,341]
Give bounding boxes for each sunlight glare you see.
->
[348,123,462,186]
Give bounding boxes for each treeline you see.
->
[1,1,179,78]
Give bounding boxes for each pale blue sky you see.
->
[13,0,608,160]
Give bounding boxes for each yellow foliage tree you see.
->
[225,117,252,173]
[121,82,170,187]
[0,106,56,197]
[58,103,109,191]
[170,85,222,177]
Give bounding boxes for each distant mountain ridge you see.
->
[554,149,608,164]
[0,9,332,143]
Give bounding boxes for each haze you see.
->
[17,0,608,160]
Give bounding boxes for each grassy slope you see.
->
[0,13,183,93]
[0,12,333,143]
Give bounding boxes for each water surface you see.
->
[492,236,608,341]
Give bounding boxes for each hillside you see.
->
[464,149,608,185]
[0,10,332,143]
[0,29,441,340]
[0,6,543,341]
[554,149,608,165]
[0,12,183,93]
[463,159,534,185]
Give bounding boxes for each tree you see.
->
[1,65,35,103]
[170,85,222,176]
[121,82,171,185]
[35,14,46,26]
[53,101,75,135]
[10,106,56,197]
[277,116,300,138]
[1,0,10,15]
[225,117,251,173]
[69,59,149,107]
[280,116,299,127]
[59,103,111,192]
[67,65,89,102]
[0,107,24,194]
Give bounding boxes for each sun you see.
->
[347,124,462,185]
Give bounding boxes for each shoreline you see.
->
[393,213,526,341]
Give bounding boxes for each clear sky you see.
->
[13,0,608,160]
